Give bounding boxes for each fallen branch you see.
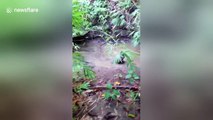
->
[89,86,139,91]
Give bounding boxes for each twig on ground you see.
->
[89,86,139,91]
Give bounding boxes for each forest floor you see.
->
[74,38,140,120]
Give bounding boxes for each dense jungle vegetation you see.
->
[72,0,140,119]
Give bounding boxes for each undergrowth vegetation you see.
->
[114,49,140,83]
[72,0,140,45]
[72,52,95,81]
[103,83,120,100]
[72,0,140,119]
[72,0,91,37]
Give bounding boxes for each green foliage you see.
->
[106,83,113,89]
[74,82,89,94]
[72,0,91,37]
[83,65,96,80]
[114,49,140,84]
[81,0,140,46]
[103,83,120,100]
[128,113,136,118]
[113,49,139,65]
[72,42,80,51]
[127,90,140,101]
[114,53,124,64]
[131,31,140,47]
[118,0,132,9]
[72,52,96,81]
[130,8,140,47]
[84,0,108,25]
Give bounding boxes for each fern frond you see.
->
[73,52,96,80]
[122,49,139,60]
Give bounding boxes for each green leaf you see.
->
[128,114,136,118]
[120,19,126,26]
[104,90,111,99]
[126,74,132,79]
[134,76,139,80]
[111,95,116,100]
[120,15,125,19]
[113,89,120,96]
[113,53,122,64]
[73,52,96,80]
[130,91,135,98]
[112,12,119,17]
[129,78,134,84]
[133,73,139,79]
[99,8,107,12]
[106,83,112,89]
[80,82,89,89]
[111,17,120,26]
[128,69,134,74]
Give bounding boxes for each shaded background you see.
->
[142,0,213,120]
[0,0,71,120]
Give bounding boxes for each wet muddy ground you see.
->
[76,38,140,120]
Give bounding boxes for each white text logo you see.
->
[6,7,39,13]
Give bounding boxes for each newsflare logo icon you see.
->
[6,7,39,14]
[6,8,13,13]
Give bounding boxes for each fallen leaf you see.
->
[114,81,121,85]
[128,113,136,118]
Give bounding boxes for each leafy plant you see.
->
[80,0,140,46]
[130,8,140,47]
[83,65,96,79]
[72,52,96,81]
[106,83,113,89]
[125,62,139,84]
[72,42,80,51]
[127,90,140,101]
[74,82,90,94]
[114,49,140,84]
[103,83,120,100]
[72,0,91,37]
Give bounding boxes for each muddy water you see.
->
[79,39,140,81]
